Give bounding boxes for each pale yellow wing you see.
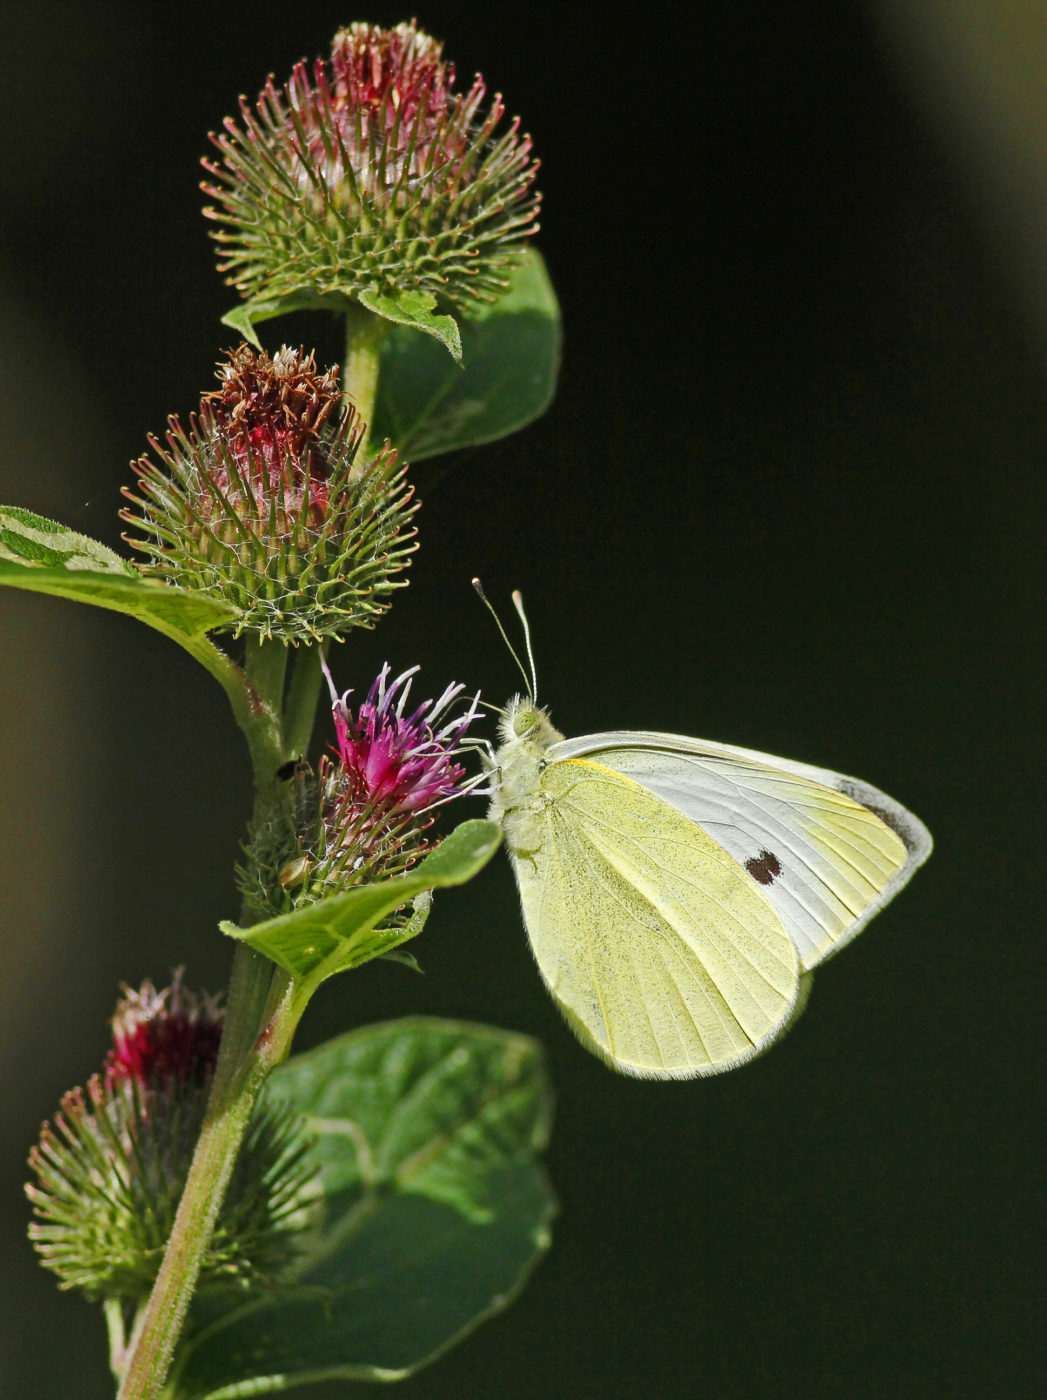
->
[550,733,932,972]
[510,758,800,1079]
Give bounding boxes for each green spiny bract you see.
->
[26,978,315,1302]
[237,756,430,924]
[121,344,416,642]
[201,20,540,316]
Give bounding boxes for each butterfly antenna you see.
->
[511,590,539,702]
[472,578,534,698]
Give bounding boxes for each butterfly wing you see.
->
[548,732,932,972]
[509,756,800,1078]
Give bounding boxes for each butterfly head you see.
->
[498,695,564,753]
[489,696,563,824]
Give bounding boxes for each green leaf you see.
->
[220,290,352,350]
[0,507,239,640]
[220,819,501,981]
[357,286,463,365]
[219,285,461,364]
[379,893,430,969]
[371,250,561,461]
[0,505,135,573]
[173,1018,555,1398]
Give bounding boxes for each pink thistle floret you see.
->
[106,974,223,1091]
[302,22,464,201]
[199,344,345,534]
[328,663,481,818]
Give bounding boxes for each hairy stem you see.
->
[115,640,300,1400]
[282,641,329,763]
[243,637,288,773]
[115,947,278,1400]
[343,303,390,452]
[116,957,290,1400]
[105,1297,128,1384]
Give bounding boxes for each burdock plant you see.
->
[5,17,559,1400]
[3,14,934,1400]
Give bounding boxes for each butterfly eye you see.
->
[513,709,537,738]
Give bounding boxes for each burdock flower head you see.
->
[330,662,479,816]
[26,976,313,1301]
[121,344,416,641]
[202,20,540,318]
[242,663,481,920]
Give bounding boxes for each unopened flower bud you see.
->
[26,976,313,1301]
[121,345,416,642]
[202,20,540,317]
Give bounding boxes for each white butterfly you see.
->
[485,608,931,1079]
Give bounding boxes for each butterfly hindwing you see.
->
[509,756,800,1078]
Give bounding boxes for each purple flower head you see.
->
[326,662,481,817]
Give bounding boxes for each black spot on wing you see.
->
[745,850,782,886]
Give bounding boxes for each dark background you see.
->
[1,2,1042,1397]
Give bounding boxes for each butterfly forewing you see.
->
[550,733,931,972]
[510,757,800,1078]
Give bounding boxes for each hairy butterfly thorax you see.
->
[489,698,563,854]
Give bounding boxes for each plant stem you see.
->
[115,638,300,1400]
[343,302,390,452]
[243,637,288,768]
[115,948,288,1400]
[105,1298,128,1384]
[282,641,328,763]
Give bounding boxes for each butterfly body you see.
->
[490,696,931,1079]
[489,698,565,861]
